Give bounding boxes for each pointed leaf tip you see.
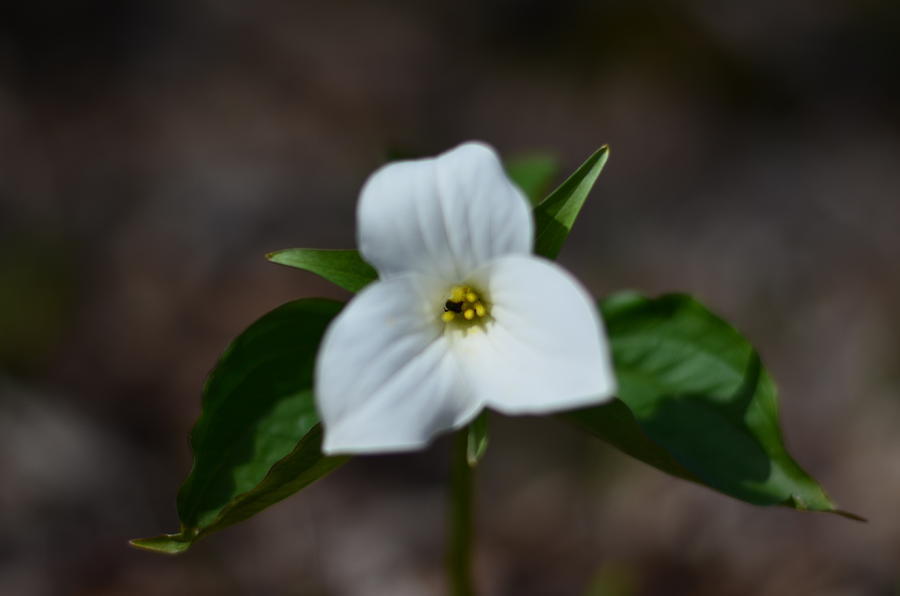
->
[570,291,849,516]
[137,299,347,555]
[533,145,609,260]
[129,534,193,555]
[267,248,377,293]
[832,509,867,523]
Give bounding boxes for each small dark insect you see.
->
[444,300,463,313]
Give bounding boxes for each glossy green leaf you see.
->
[131,299,348,554]
[505,154,559,206]
[569,292,857,517]
[533,146,609,260]
[267,248,377,293]
[198,424,347,532]
[466,411,489,468]
[564,398,697,485]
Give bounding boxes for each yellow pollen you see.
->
[441,284,490,326]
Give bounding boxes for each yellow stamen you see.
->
[440,284,490,327]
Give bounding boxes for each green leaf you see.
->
[130,533,192,555]
[505,154,559,206]
[565,398,696,485]
[131,299,348,554]
[267,248,377,293]
[569,292,858,517]
[267,148,603,293]
[197,424,347,532]
[466,411,489,467]
[533,146,609,260]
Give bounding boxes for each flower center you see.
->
[440,285,490,327]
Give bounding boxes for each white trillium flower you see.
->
[316,141,616,454]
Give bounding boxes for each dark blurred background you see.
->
[2,1,899,594]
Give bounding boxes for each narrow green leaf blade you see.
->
[129,533,192,555]
[570,292,850,515]
[533,146,609,259]
[505,154,559,206]
[132,298,347,553]
[466,411,489,467]
[267,248,377,293]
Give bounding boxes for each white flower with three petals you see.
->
[316,142,616,454]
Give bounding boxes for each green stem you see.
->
[447,429,474,596]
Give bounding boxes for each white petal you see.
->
[357,141,533,282]
[455,255,616,414]
[315,274,482,454]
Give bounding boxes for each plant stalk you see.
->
[447,429,474,596]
